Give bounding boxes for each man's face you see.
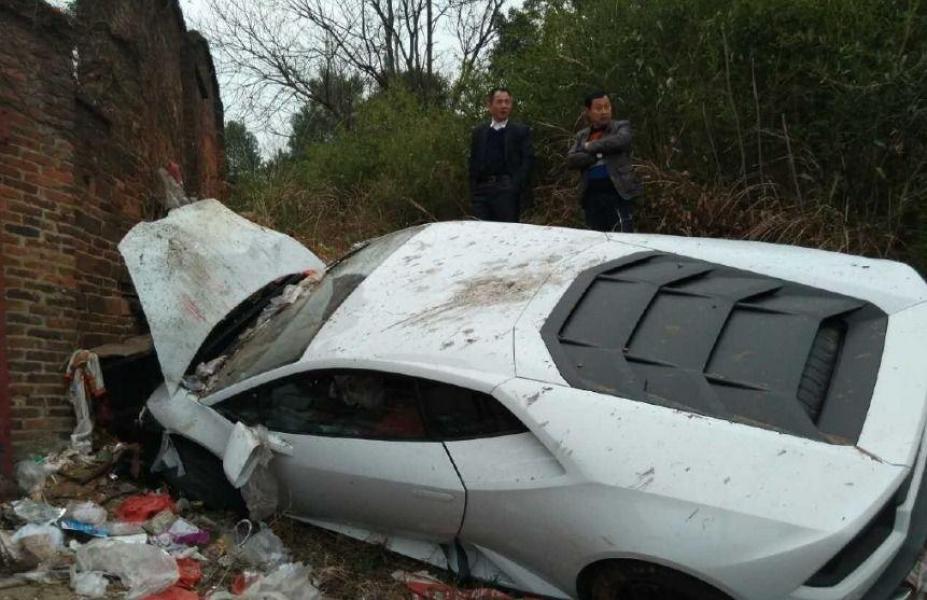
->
[586,96,612,127]
[487,91,513,122]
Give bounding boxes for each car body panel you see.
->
[492,378,906,599]
[303,222,605,376]
[272,434,465,542]
[119,200,324,394]
[606,233,927,314]
[856,301,927,467]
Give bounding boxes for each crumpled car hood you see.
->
[118,199,324,395]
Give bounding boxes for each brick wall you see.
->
[0,0,225,463]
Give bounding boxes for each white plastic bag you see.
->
[75,538,178,599]
[210,562,320,600]
[65,501,107,526]
[70,568,108,598]
[239,526,289,570]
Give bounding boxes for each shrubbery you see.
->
[229,0,927,266]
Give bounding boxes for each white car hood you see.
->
[118,200,324,394]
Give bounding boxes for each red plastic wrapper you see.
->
[176,557,203,589]
[116,494,176,523]
[231,571,261,595]
[143,586,199,600]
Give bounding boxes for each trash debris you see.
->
[145,585,199,600]
[11,523,65,564]
[168,518,210,546]
[60,519,109,539]
[175,557,202,589]
[238,523,289,570]
[65,500,108,526]
[116,493,176,523]
[211,562,319,600]
[11,499,65,524]
[14,460,49,497]
[145,509,179,535]
[107,521,146,536]
[393,570,520,600]
[66,349,106,455]
[75,538,179,599]
[70,568,109,598]
[152,432,186,478]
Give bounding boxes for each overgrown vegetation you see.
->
[223,0,927,267]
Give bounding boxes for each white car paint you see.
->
[123,211,927,600]
[119,200,324,395]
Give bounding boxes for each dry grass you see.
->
[233,160,905,266]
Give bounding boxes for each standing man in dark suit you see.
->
[469,88,535,222]
[567,91,643,232]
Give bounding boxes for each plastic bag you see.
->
[70,568,108,598]
[168,518,209,546]
[65,501,107,526]
[151,432,186,478]
[144,586,199,600]
[145,509,179,535]
[116,494,176,523]
[75,538,178,599]
[11,499,65,524]
[211,562,320,600]
[239,526,289,570]
[11,523,64,565]
[241,463,279,522]
[14,460,48,496]
[176,557,202,589]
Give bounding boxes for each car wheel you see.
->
[586,561,732,600]
[159,435,246,514]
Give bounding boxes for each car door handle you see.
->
[412,489,456,503]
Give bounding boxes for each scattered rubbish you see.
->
[11,523,65,565]
[60,519,109,539]
[70,568,109,598]
[168,518,210,546]
[65,500,107,526]
[105,533,149,545]
[393,570,520,599]
[66,349,107,455]
[107,521,145,536]
[75,538,179,599]
[117,493,176,523]
[152,432,187,478]
[175,557,202,589]
[211,562,319,600]
[238,523,289,570]
[14,460,49,497]
[146,509,179,535]
[144,585,199,600]
[11,499,65,524]
[230,571,261,594]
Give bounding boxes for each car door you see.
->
[215,368,465,544]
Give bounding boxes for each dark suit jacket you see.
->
[468,122,535,197]
[566,119,643,200]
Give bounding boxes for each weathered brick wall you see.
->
[0,0,224,462]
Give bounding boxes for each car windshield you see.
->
[203,226,423,393]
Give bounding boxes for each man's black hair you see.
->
[584,90,609,108]
[487,87,512,101]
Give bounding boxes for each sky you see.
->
[177,0,519,155]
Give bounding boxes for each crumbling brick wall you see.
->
[0,0,225,465]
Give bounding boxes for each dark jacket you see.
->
[566,119,643,200]
[469,122,535,196]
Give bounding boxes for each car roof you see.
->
[302,221,608,376]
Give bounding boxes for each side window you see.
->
[418,380,527,440]
[215,370,526,441]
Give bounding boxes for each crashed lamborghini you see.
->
[120,199,927,600]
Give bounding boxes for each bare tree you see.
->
[200,0,505,130]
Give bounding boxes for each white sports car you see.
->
[120,200,927,600]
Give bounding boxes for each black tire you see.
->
[585,561,732,600]
[159,435,247,514]
[797,322,843,421]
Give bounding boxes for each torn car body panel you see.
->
[119,200,324,395]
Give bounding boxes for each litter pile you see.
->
[0,451,321,599]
